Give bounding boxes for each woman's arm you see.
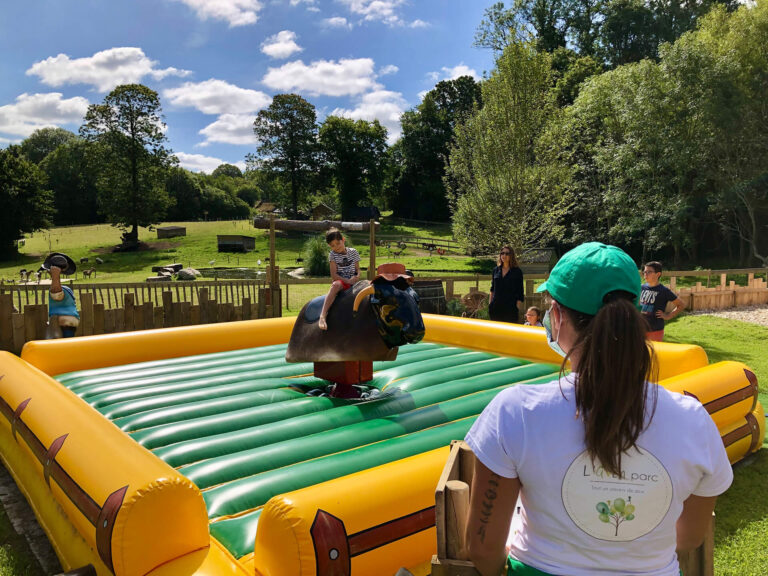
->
[466,456,520,576]
[676,494,717,552]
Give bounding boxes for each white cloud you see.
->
[436,63,480,81]
[322,16,353,28]
[289,0,319,10]
[0,92,90,138]
[26,47,191,92]
[379,64,399,76]
[199,113,257,146]
[164,79,270,114]
[262,58,378,97]
[337,0,425,27]
[175,151,246,173]
[261,30,303,59]
[331,89,407,143]
[170,0,262,27]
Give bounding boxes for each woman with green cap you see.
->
[463,242,732,576]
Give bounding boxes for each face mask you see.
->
[542,306,567,357]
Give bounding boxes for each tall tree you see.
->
[0,146,54,257]
[394,76,482,221]
[248,94,318,217]
[319,116,389,220]
[446,41,570,251]
[80,84,173,247]
[20,127,77,164]
[40,139,101,225]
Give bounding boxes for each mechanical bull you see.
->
[286,264,425,395]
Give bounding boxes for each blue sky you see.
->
[0,0,495,173]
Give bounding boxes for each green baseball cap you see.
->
[536,242,640,316]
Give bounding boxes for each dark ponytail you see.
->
[560,293,658,477]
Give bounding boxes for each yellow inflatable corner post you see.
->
[253,447,450,576]
[0,352,209,576]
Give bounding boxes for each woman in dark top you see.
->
[488,245,524,323]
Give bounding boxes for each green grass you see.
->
[666,315,768,575]
[0,507,44,576]
[0,219,486,284]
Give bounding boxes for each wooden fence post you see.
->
[0,294,13,352]
[93,304,105,335]
[80,293,94,336]
[123,293,135,332]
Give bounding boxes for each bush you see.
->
[445,298,465,317]
[304,235,330,276]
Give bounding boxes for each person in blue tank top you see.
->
[45,253,80,338]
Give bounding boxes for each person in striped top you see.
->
[319,228,361,330]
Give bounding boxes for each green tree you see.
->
[20,127,77,164]
[319,116,389,220]
[80,84,173,247]
[248,94,318,217]
[393,76,482,221]
[165,167,203,221]
[446,41,570,252]
[0,146,54,257]
[212,163,243,178]
[40,139,101,225]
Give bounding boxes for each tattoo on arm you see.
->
[476,473,501,543]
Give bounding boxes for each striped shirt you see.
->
[328,247,360,280]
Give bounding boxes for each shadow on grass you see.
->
[715,445,768,543]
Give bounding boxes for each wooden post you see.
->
[269,214,276,289]
[80,293,94,336]
[123,293,135,332]
[445,480,470,561]
[446,279,455,301]
[12,314,25,355]
[162,291,174,327]
[368,218,376,280]
[0,294,13,352]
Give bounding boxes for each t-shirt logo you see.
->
[561,448,672,541]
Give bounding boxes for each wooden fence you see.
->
[2,268,765,355]
[0,281,281,354]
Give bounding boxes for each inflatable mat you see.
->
[0,315,762,576]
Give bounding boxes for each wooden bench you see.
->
[432,441,714,576]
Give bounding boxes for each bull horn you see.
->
[352,285,375,313]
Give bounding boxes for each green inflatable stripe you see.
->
[54,344,290,384]
[154,362,557,467]
[202,417,476,519]
[209,510,262,561]
[181,377,555,489]
[132,354,507,448]
[133,394,346,448]
[112,377,325,432]
[383,357,527,392]
[76,355,302,399]
[99,377,306,420]
[372,351,500,386]
[209,372,560,559]
[87,364,313,410]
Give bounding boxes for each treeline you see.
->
[447,0,768,266]
[2,0,766,265]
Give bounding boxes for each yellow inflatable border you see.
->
[0,314,758,576]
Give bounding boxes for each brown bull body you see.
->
[285,281,398,363]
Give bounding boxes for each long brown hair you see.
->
[560,292,658,476]
[497,245,519,267]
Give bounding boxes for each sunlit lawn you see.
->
[666,315,768,576]
[0,219,485,284]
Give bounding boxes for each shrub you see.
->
[304,235,330,276]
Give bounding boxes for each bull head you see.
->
[285,268,424,364]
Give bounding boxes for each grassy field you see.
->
[0,219,484,284]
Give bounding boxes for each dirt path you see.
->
[688,305,768,328]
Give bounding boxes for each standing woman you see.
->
[489,246,525,323]
[464,242,732,576]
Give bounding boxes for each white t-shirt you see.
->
[465,374,733,576]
